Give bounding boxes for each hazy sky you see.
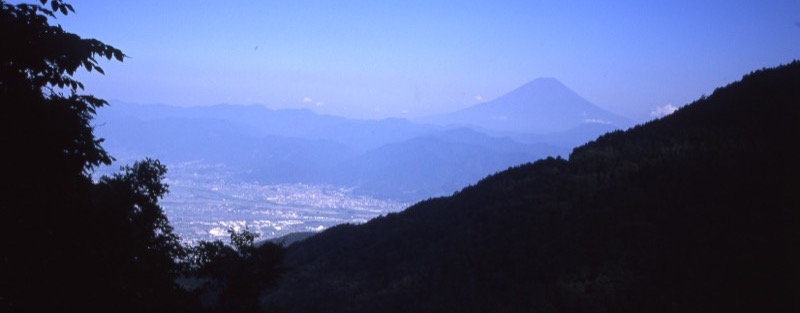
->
[52,0,799,121]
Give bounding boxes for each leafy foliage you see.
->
[0,1,289,312]
[1,0,123,177]
[0,1,129,310]
[187,228,287,313]
[92,159,184,280]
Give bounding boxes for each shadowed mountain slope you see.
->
[263,61,800,313]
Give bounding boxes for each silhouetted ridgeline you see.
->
[262,61,800,313]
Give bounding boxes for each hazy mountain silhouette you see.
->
[262,61,799,313]
[330,128,562,199]
[422,78,633,133]
[96,113,358,183]
[95,103,568,199]
[98,103,439,153]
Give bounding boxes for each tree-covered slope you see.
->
[263,61,800,313]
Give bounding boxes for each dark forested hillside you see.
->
[263,61,800,313]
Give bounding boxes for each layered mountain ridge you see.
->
[96,78,625,200]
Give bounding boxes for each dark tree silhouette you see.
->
[90,159,192,310]
[1,0,122,175]
[187,228,287,313]
[0,2,202,312]
[1,2,287,312]
[1,0,124,311]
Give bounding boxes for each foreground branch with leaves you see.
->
[1,2,286,312]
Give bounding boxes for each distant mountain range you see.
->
[95,78,630,200]
[262,62,800,313]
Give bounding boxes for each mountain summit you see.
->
[427,78,632,133]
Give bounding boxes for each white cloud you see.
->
[309,225,325,232]
[650,103,678,118]
[474,95,485,102]
[582,111,612,124]
[582,118,612,125]
[302,96,312,103]
[315,101,325,107]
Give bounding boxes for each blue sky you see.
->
[51,0,800,121]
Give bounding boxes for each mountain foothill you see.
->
[261,61,800,312]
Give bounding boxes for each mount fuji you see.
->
[424,78,633,134]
